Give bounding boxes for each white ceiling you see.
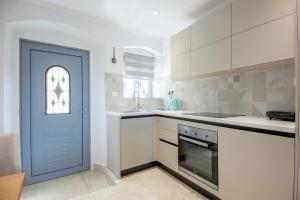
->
[38,0,227,39]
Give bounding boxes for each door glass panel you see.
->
[180,142,213,177]
[179,139,218,185]
[46,66,70,114]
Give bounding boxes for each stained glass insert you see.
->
[46,66,70,114]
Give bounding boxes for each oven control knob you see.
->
[204,134,208,138]
[193,132,197,136]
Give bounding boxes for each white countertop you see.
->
[106,110,296,134]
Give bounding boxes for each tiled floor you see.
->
[21,167,208,200]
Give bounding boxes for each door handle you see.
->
[82,108,88,113]
[82,108,89,118]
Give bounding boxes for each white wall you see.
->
[157,39,171,77]
[0,0,164,167]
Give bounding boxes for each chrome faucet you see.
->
[134,81,140,112]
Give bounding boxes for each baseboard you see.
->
[120,162,157,176]
[93,163,118,185]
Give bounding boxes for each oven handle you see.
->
[179,136,211,147]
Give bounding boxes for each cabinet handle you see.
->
[159,139,178,147]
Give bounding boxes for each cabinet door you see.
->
[219,128,294,200]
[121,118,153,170]
[158,140,178,172]
[191,5,231,50]
[171,27,191,57]
[190,38,231,76]
[232,14,295,69]
[232,0,295,34]
[171,52,190,80]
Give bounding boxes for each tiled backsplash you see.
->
[153,65,295,117]
[105,65,295,117]
[105,73,163,111]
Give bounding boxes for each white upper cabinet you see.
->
[171,27,191,57]
[171,52,190,80]
[232,0,296,34]
[232,14,295,69]
[170,0,295,78]
[191,5,231,50]
[191,38,231,76]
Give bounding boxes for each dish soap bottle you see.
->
[168,91,181,111]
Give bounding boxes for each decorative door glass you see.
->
[46,66,70,114]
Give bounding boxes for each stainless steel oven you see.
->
[178,125,218,190]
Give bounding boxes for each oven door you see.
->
[178,135,218,190]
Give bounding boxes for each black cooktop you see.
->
[183,112,244,118]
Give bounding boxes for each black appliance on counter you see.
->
[266,111,295,122]
[178,124,218,190]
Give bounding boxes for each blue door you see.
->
[20,40,90,185]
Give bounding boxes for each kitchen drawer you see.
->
[156,117,178,132]
[158,140,178,172]
[158,128,178,145]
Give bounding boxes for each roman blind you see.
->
[123,52,156,80]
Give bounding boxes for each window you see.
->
[46,66,70,114]
[123,47,156,99]
[124,79,153,98]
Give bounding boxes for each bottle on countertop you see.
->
[168,90,182,111]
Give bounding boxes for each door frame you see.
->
[20,39,91,184]
[297,0,300,199]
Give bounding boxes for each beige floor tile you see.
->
[20,184,39,200]
[67,193,96,200]
[21,170,113,200]
[35,175,88,200]
[78,170,111,192]
[129,168,208,200]
[20,167,209,200]
[91,182,159,200]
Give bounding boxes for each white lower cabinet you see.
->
[158,140,178,172]
[120,117,154,170]
[218,127,294,200]
[109,115,295,199]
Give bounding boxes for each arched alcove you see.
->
[123,46,160,58]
